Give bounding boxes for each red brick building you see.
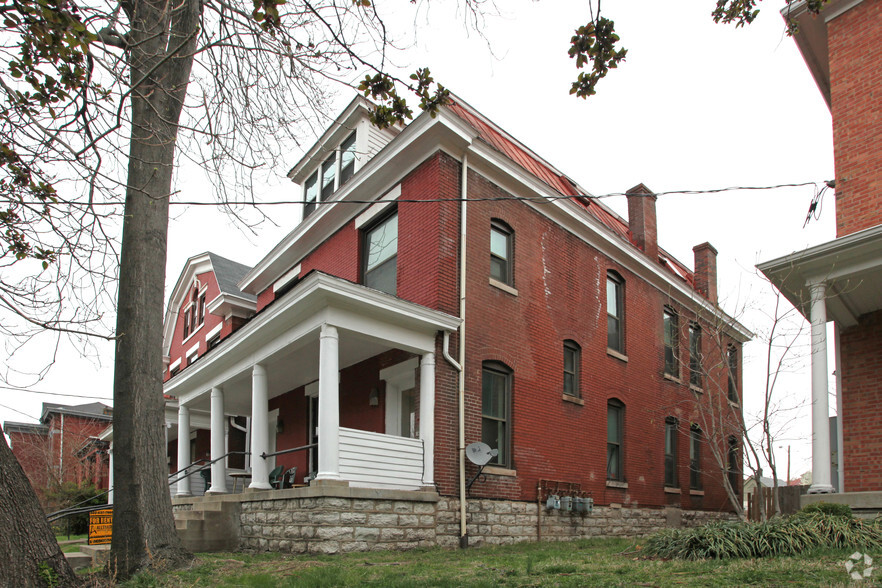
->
[163,94,750,545]
[760,0,882,497]
[4,402,112,501]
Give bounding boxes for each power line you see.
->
[0,386,112,402]
[0,402,40,422]
[28,180,826,208]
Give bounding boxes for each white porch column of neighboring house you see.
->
[208,387,228,493]
[176,403,192,496]
[249,364,272,489]
[809,281,835,494]
[316,324,341,481]
[419,352,436,487]
[107,443,114,505]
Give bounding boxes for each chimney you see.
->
[692,242,718,304]
[626,184,658,262]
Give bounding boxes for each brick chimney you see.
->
[692,242,718,304]
[626,183,658,262]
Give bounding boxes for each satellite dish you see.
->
[466,442,498,467]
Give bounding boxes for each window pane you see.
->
[490,257,507,283]
[482,365,510,467]
[490,228,508,260]
[340,133,356,185]
[607,445,619,479]
[606,279,618,317]
[482,371,506,419]
[607,316,619,350]
[304,173,318,218]
[365,215,397,272]
[607,406,619,442]
[364,257,396,295]
[321,155,336,200]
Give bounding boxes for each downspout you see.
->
[59,413,64,479]
[457,151,470,547]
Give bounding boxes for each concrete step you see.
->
[64,552,93,571]
[79,544,111,566]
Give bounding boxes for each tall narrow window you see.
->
[664,417,678,487]
[482,362,512,468]
[363,212,398,295]
[303,172,318,219]
[607,272,624,353]
[690,425,702,490]
[340,132,356,185]
[563,341,580,397]
[182,309,191,339]
[490,220,513,286]
[727,345,739,403]
[689,324,702,389]
[198,293,206,326]
[727,436,740,493]
[320,154,336,201]
[663,308,679,378]
[607,399,624,481]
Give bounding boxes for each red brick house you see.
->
[759,0,882,500]
[164,94,750,551]
[4,402,112,501]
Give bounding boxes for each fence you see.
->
[747,485,808,520]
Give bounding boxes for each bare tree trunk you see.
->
[0,425,79,587]
[110,0,200,578]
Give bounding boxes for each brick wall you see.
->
[166,269,224,381]
[840,309,882,492]
[828,0,882,237]
[204,149,739,515]
[454,168,738,511]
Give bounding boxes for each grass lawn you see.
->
[112,538,867,587]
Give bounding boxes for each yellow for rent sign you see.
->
[88,508,113,545]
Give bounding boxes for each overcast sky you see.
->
[2,1,835,477]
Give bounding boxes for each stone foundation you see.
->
[173,486,736,554]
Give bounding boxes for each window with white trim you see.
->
[490,220,513,286]
[363,211,397,295]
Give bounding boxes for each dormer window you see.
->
[340,132,356,185]
[302,131,357,221]
[321,155,336,201]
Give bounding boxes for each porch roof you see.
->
[165,271,460,415]
[758,224,882,328]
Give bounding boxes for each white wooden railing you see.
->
[339,427,424,490]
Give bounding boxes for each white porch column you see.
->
[176,404,191,496]
[107,443,114,505]
[808,282,834,494]
[316,324,341,481]
[249,364,272,489]
[208,387,228,493]
[419,352,436,487]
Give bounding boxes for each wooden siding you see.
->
[339,427,424,490]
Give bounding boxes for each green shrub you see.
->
[643,513,882,560]
[46,482,106,535]
[801,501,853,518]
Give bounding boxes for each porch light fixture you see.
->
[369,387,379,406]
[276,418,284,435]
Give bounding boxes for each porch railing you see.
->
[339,427,424,490]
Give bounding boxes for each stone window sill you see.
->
[606,480,628,489]
[664,486,681,494]
[489,278,518,296]
[690,489,705,496]
[562,394,584,406]
[607,348,628,362]
[664,373,682,385]
[483,466,516,477]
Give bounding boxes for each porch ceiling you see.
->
[758,225,882,328]
[166,272,460,414]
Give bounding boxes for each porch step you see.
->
[64,551,93,571]
[174,500,242,552]
[79,544,111,566]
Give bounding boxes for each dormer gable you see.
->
[287,95,401,222]
[162,252,256,378]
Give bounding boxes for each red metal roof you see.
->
[447,98,693,288]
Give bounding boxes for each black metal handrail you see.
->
[260,442,315,460]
